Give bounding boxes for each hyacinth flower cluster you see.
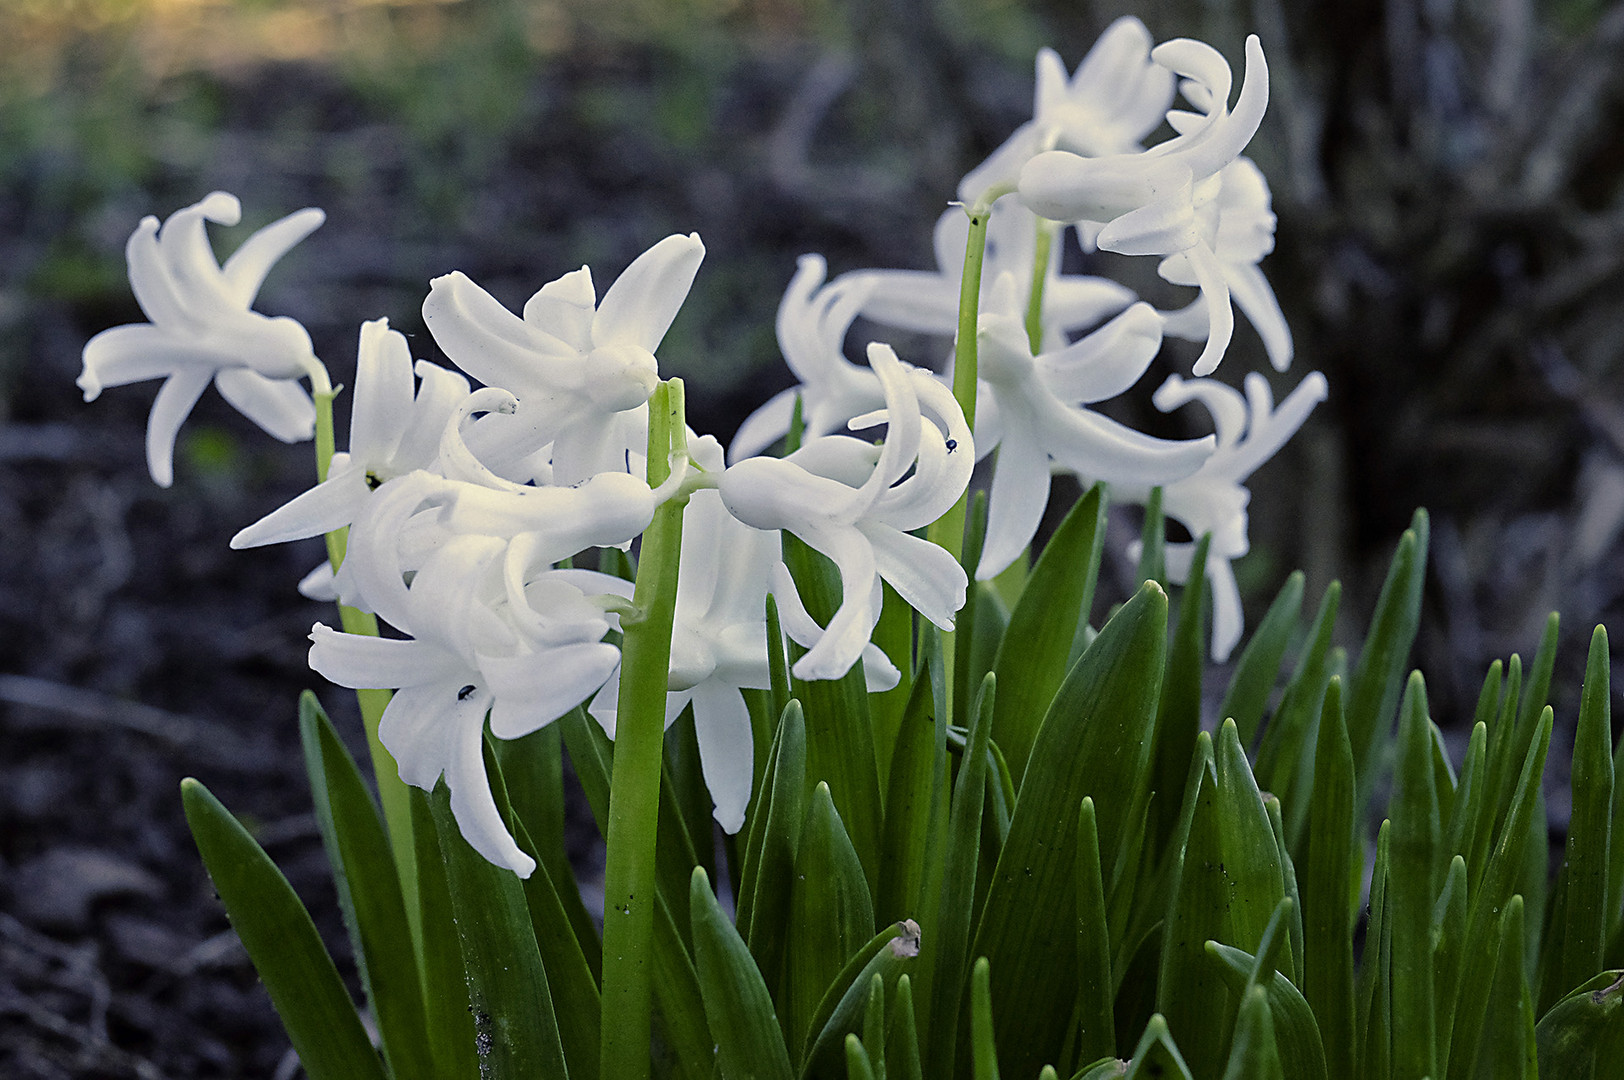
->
[81,17,1318,870]
[88,20,1624,1080]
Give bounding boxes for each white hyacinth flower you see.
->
[730,204,1139,463]
[231,318,471,550]
[855,201,1138,355]
[719,343,972,681]
[768,562,901,692]
[974,272,1216,580]
[1019,35,1272,376]
[957,16,1176,201]
[1127,369,1328,661]
[728,255,885,463]
[1158,157,1293,372]
[422,232,704,484]
[79,192,326,486]
[309,532,626,876]
[591,435,776,832]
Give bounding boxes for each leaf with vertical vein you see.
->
[991,483,1107,780]
[181,778,388,1080]
[970,581,1167,1079]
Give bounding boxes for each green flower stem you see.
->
[927,187,1007,717]
[601,379,690,1080]
[1024,217,1055,355]
[310,372,422,958]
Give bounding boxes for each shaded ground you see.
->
[5,1,1624,1075]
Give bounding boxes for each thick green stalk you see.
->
[927,199,993,567]
[311,372,421,954]
[1024,218,1054,354]
[926,188,1007,716]
[600,380,689,1080]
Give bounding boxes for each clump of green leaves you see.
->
[182,500,1624,1078]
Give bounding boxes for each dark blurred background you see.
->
[3,0,1623,1074]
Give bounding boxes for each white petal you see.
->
[728,388,799,464]
[852,344,921,505]
[1041,275,1137,337]
[1226,260,1293,372]
[308,623,470,689]
[1205,554,1243,662]
[977,421,1053,581]
[523,266,596,349]
[592,232,705,353]
[422,271,574,396]
[785,524,879,682]
[395,360,469,472]
[869,413,968,533]
[689,680,754,833]
[79,324,181,400]
[443,471,657,559]
[1035,393,1215,487]
[1151,40,1232,117]
[157,193,242,315]
[956,123,1042,205]
[377,684,460,790]
[718,455,869,533]
[220,207,325,306]
[1036,302,1164,404]
[214,368,316,442]
[1018,151,1158,225]
[1180,241,1234,377]
[231,468,371,548]
[1096,177,1202,256]
[1167,36,1270,182]
[445,692,536,877]
[297,561,337,601]
[588,670,622,739]
[1153,374,1250,449]
[1069,18,1172,149]
[1225,371,1327,479]
[350,319,415,466]
[855,267,960,334]
[125,216,191,332]
[859,642,902,692]
[145,368,212,487]
[482,642,622,739]
[1033,47,1069,115]
[865,523,966,631]
[346,472,455,631]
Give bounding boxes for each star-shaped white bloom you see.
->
[587,435,780,832]
[1126,369,1328,661]
[309,532,626,876]
[79,192,325,486]
[719,343,972,681]
[957,16,1176,202]
[728,254,886,463]
[729,204,1139,463]
[1157,157,1292,372]
[857,201,1139,355]
[422,233,704,485]
[974,273,1216,580]
[1019,35,1272,376]
[231,318,471,550]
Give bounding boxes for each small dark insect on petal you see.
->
[457,684,478,701]
[945,439,958,453]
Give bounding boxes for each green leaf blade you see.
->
[181,778,387,1080]
[971,581,1168,1078]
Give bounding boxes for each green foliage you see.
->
[180,776,388,1080]
[188,511,1624,1079]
